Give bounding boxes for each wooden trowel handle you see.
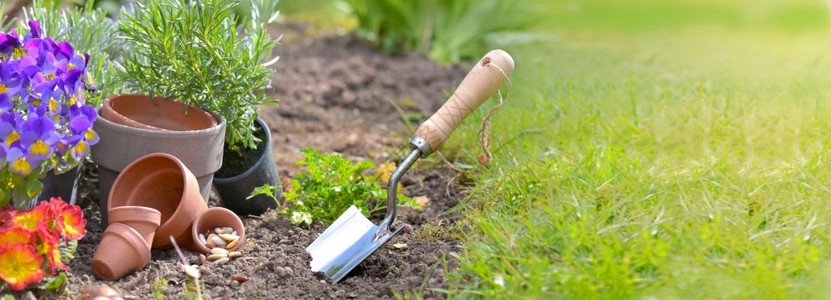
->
[414,49,514,153]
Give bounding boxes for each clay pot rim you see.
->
[107,152,204,248]
[97,106,226,136]
[104,93,218,131]
[214,118,271,181]
[191,207,245,253]
[108,206,162,226]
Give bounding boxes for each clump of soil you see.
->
[21,22,476,299]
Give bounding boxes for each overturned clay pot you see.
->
[191,207,246,254]
[108,153,207,251]
[108,206,162,247]
[91,223,151,281]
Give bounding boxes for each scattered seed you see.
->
[226,239,239,249]
[198,233,207,245]
[184,264,200,279]
[214,257,230,264]
[210,235,227,247]
[218,233,238,242]
[199,254,207,265]
[211,247,229,255]
[228,251,241,258]
[232,275,248,283]
[208,253,228,261]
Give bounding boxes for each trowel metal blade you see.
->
[306,205,401,283]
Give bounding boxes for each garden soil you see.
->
[23,22,481,299]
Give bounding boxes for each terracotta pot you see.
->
[108,206,162,247]
[102,93,217,131]
[91,223,151,281]
[108,153,207,250]
[214,118,282,216]
[191,207,245,254]
[92,105,225,224]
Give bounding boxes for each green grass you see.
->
[284,0,831,297]
[443,1,831,298]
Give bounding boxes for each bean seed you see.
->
[210,235,227,247]
[184,265,200,278]
[232,275,248,283]
[211,247,229,255]
[198,233,207,245]
[226,239,238,249]
[199,254,207,265]
[218,233,238,242]
[215,227,224,234]
[228,251,241,258]
[208,253,228,261]
[214,257,230,264]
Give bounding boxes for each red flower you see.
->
[0,243,45,291]
[49,198,85,241]
[0,226,35,245]
[34,222,64,274]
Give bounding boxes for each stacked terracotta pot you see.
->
[90,96,244,281]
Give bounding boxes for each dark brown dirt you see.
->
[16,22,476,299]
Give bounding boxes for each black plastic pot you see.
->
[36,163,82,205]
[213,118,282,216]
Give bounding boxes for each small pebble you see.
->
[275,266,286,277]
[230,280,240,288]
[232,275,248,283]
[401,223,414,234]
[285,267,294,276]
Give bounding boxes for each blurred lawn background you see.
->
[282,0,831,298]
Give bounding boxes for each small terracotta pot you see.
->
[108,153,207,250]
[91,223,151,281]
[102,93,217,131]
[108,206,162,247]
[191,207,245,253]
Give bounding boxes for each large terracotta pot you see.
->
[191,207,245,254]
[102,93,217,131]
[108,153,207,250]
[214,118,281,216]
[92,97,225,223]
[91,223,151,281]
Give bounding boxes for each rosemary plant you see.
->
[119,0,280,153]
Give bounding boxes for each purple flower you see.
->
[0,111,22,148]
[0,60,23,98]
[5,146,34,175]
[26,21,42,41]
[20,116,59,161]
[0,30,23,59]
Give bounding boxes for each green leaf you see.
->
[36,273,67,292]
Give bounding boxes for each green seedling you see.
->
[249,148,420,227]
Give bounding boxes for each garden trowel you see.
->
[306,49,515,283]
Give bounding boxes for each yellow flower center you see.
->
[84,129,96,141]
[12,47,26,60]
[30,99,41,106]
[30,140,50,157]
[0,84,6,94]
[5,131,20,147]
[11,158,31,175]
[49,97,60,111]
[69,95,77,106]
[67,63,75,71]
[71,141,89,158]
